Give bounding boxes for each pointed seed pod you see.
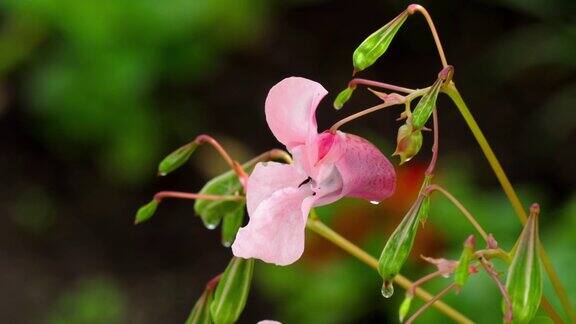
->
[505,203,543,323]
[454,235,476,288]
[352,10,409,73]
[378,195,424,295]
[411,79,442,130]
[416,175,433,224]
[158,142,198,176]
[185,289,214,324]
[134,199,159,224]
[333,86,356,110]
[399,295,413,322]
[210,257,255,324]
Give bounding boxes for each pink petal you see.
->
[335,133,396,202]
[265,77,327,149]
[246,161,307,216]
[257,321,282,324]
[232,187,316,266]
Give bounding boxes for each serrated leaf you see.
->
[210,257,254,324]
[221,204,245,247]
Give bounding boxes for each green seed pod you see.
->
[505,204,542,323]
[411,79,442,129]
[221,204,245,247]
[399,295,413,322]
[134,199,159,224]
[393,123,423,165]
[210,257,255,324]
[185,289,214,324]
[378,195,423,294]
[352,10,409,73]
[454,235,475,287]
[158,142,198,176]
[333,86,356,110]
[416,175,433,224]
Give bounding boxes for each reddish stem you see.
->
[194,134,248,188]
[206,273,223,291]
[405,283,457,324]
[425,107,439,175]
[407,270,444,297]
[153,191,244,202]
[348,78,415,94]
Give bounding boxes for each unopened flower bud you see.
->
[158,142,198,176]
[210,257,254,324]
[454,235,475,287]
[134,199,159,224]
[505,204,543,323]
[393,123,423,164]
[333,86,355,110]
[352,10,409,73]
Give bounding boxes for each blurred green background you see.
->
[0,0,574,323]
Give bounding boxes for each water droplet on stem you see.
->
[370,200,380,205]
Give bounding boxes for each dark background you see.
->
[1,0,574,323]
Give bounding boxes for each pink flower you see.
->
[232,77,396,265]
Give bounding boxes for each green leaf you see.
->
[158,142,198,176]
[221,204,245,247]
[352,10,409,73]
[333,87,355,110]
[210,257,254,324]
[411,78,442,129]
[134,200,159,225]
[185,289,213,324]
[505,204,543,323]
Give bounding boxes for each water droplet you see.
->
[381,281,394,298]
[206,223,217,230]
[222,240,232,247]
[158,172,167,177]
[370,200,380,205]
[441,273,451,278]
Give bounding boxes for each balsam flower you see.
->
[232,77,396,265]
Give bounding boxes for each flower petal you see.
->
[246,161,307,216]
[265,77,327,148]
[232,187,315,266]
[335,133,396,201]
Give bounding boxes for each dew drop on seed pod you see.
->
[206,223,217,230]
[370,200,380,205]
[381,281,394,298]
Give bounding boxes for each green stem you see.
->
[444,82,574,321]
[306,216,473,324]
